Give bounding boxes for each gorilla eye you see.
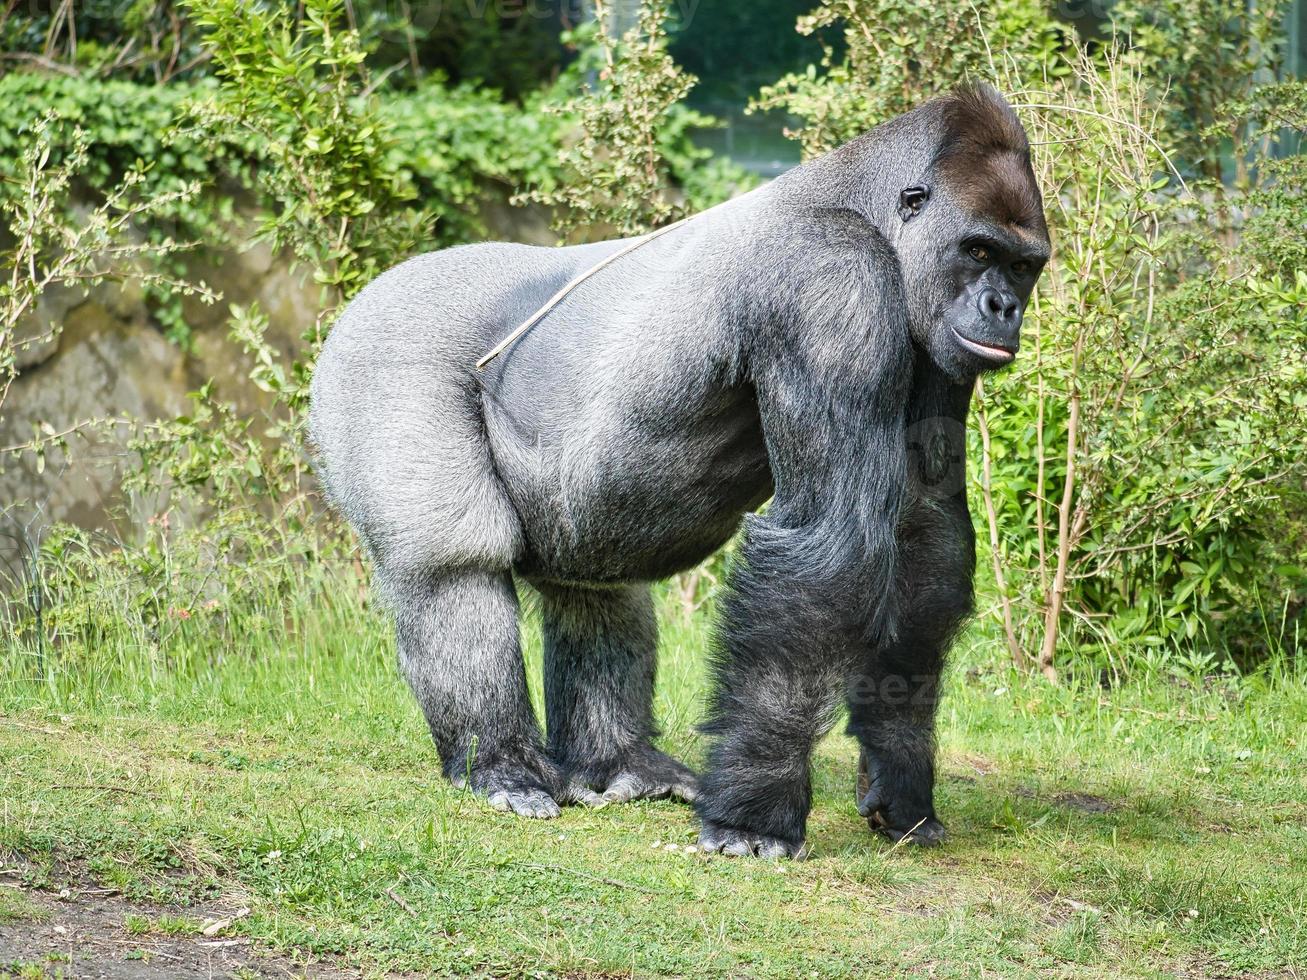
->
[1012,260,1032,275]
[968,245,991,263]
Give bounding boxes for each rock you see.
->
[11,283,81,372]
[0,301,190,541]
[478,196,558,246]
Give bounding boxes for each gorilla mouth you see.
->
[952,328,1016,364]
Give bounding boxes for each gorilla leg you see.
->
[391,567,563,818]
[538,583,697,804]
[694,553,853,859]
[695,648,844,858]
[846,495,975,845]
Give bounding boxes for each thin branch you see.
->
[1009,101,1190,193]
[974,379,1025,670]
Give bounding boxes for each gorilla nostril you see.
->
[980,289,1018,321]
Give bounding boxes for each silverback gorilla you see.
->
[308,84,1049,858]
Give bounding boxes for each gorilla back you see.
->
[312,197,783,588]
[308,82,1048,855]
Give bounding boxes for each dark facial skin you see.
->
[936,220,1048,375]
[894,180,1050,383]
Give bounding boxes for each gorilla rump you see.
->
[308,83,1049,858]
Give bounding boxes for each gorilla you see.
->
[308,83,1049,858]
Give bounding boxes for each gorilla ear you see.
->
[898,185,930,222]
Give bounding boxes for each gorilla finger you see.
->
[696,827,729,853]
[601,773,646,803]
[560,780,606,807]
[756,838,793,859]
[722,837,756,858]
[507,791,561,819]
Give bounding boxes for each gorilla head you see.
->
[890,87,1051,382]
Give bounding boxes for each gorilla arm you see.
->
[695,209,914,856]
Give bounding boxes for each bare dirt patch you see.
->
[0,856,357,980]
[1051,791,1115,814]
[1013,785,1116,814]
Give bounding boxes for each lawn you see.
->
[1,584,1304,978]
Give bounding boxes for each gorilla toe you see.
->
[698,820,804,859]
[564,746,699,805]
[872,815,947,847]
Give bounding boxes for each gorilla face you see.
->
[892,152,1050,383]
[932,221,1048,377]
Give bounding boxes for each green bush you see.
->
[0,45,573,345]
[518,2,713,238]
[759,0,1305,673]
[753,0,1070,157]
[380,78,570,243]
[1111,0,1291,183]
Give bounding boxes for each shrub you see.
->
[760,0,1305,674]
[516,0,751,239]
[1111,0,1292,183]
[752,0,1070,158]
[977,53,1305,676]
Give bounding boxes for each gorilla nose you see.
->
[979,287,1020,322]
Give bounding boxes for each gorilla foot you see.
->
[563,746,699,805]
[450,756,563,819]
[697,820,804,859]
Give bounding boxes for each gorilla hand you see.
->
[856,748,947,846]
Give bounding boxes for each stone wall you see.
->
[0,199,555,555]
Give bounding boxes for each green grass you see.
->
[2,581,1305,978]
[0,887,47,925]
